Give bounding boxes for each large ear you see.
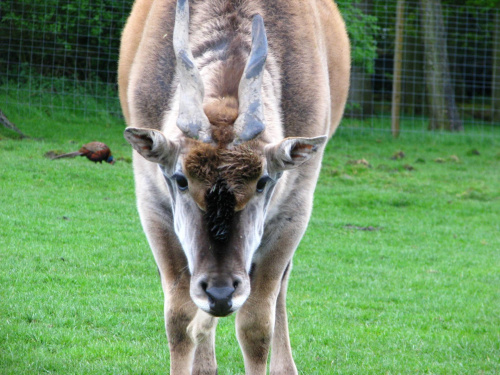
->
[265,136,327,172]
[124,127,180,169]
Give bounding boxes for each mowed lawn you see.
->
[0,103,499,374]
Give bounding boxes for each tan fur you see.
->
[203,97,239,145]
[119,0,350,373]
[118,0,155,126]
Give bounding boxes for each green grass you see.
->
[1,97,499,374]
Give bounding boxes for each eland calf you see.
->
[119,0,350,373]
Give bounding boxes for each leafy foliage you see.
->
[337,0,380,73]
[444,0,499,6]
[0,0,380,82]
[0,0,134,83]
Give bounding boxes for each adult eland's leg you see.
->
[269,262,298,375]
[236,277,280,375]
[160,264,218,375]
[137,192,199,375]
[188,309,218,374]
[243,188,316,374]
[162,272,198,375]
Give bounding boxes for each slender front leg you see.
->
[236,301,275,375]
[188,309,218,374]
[247,196,313,375]
[163,272,218,375]
[270,263,298,375]
[136,183,204,374]
[142,213,197,374]
[236,278,281,375]
[163,275,219,375]
[163,274,198,375]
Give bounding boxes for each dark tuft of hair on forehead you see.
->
[185,141,263,246]
[205,177,236,244]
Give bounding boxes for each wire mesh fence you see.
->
[0,0,132,118]
[345,0,500,140]
[1,0,499,139]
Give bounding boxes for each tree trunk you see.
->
[391,0,405,137]
[401,2,426,116]
[420,0,463,131]
[492,7,500,123]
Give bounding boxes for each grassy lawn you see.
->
[0,96,499,374]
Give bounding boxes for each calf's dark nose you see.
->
[205,286,235,316]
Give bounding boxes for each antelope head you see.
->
[125,0,326,316]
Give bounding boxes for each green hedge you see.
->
[0,0,378,85]
[0,0,134,84]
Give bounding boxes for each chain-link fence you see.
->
[1,0,499,139]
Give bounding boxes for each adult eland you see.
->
[119,0,350,373]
